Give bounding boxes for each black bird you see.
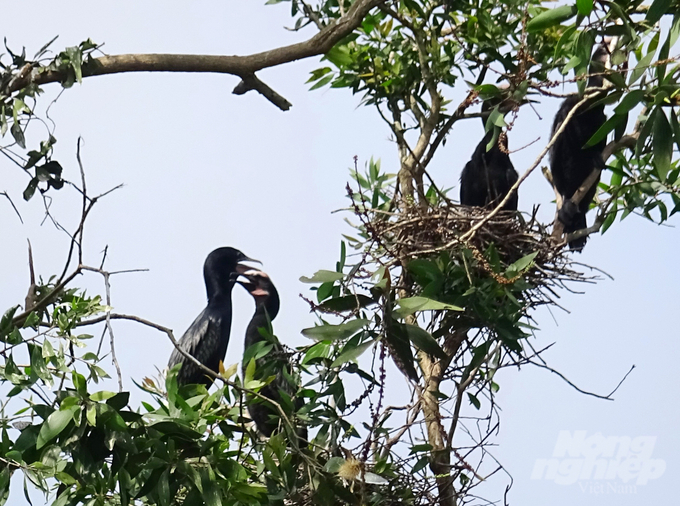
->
[550,44,609,251]
[168,247,259,387]
[460,100,519,211]
[239,269,307,443]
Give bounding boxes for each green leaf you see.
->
[65,47,83,83]
[72,371,87,396]
[157,469,170,506]
[106,392,130,410]
[0,306,19,341]
[407,259,441,280]
[585,114,624,147]
[37,408,75,449]
[462,342,492,382]
[629,51,655,86]
[637,108,658,155]
[467,393,481,410]
[22,312,40,329]
[29,345,50,382]
[324,45,353,68]
[306,66,332,83]
[11,122,26,149]
[317,294,376,313]
[23,178,38,201]
[385,322,418,381]
[653,110,672,182]
[86,406,96,426]
[400,324,447,360]
[526,5,577,33]
[669,110,680,155]
[301,342,331,364]
[301,319,369,341]
[488,108,506,128]
[316,281,335,302]
[505,251,538,277]
[576,0,593,16]
[309,74,334,91]
[601,207,617,234]
[614,90,646,115]
[331,339,375,367]
[645,0,672,26]
[395,296,462,316]
[90,391,116,402]
[324,456,345,473]
[299,270,344,283]
[412,456,429,474]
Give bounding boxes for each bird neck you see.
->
[204,263,237,302]
[245,308,272,349]
[205,280,235,304]
[244,290,280,347]
[481,129,507,158]
[586,74,604,88]
[587,45,608,88]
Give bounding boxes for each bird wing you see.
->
[168,308,224,382]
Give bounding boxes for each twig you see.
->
[1,191,23,223]
[81,265,123,391]
[528,360,634,400]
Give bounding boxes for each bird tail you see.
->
[564,212,588,251]
[557,199,589,251]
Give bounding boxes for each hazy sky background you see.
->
[1,2,678,504]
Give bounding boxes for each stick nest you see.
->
[360,201,600,308]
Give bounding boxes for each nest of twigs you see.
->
[359,200,600,309]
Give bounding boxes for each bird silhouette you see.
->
[239,269,307,444]
[550,44,609,251]
[168,247,259,387]
[460,99,519,211]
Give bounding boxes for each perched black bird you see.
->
[460,100,519,211]
[168,247,259,387]
[550,44,609,251]
[239,269,307,443]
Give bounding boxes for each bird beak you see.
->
[236,268,262,285]
[236,277,255,291]
[236,269,270,297]
[235,258,262,275]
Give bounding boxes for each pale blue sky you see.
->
[1,2,677,504]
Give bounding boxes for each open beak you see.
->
[235,267,262,287]
[237,277,255,291]
[235,258,262,275]
[236,268,270,297]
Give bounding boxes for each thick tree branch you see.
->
[6,0,384,110]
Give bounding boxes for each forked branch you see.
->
[5,0,384,110]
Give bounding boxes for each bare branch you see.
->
[0,191,23,223]
[232,74,292,111]
[80,264,123,391]
[6,0,384,110]
[528,360,635,400]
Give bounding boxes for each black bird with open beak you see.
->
[168,247,260,387]
[238,269,307,444]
